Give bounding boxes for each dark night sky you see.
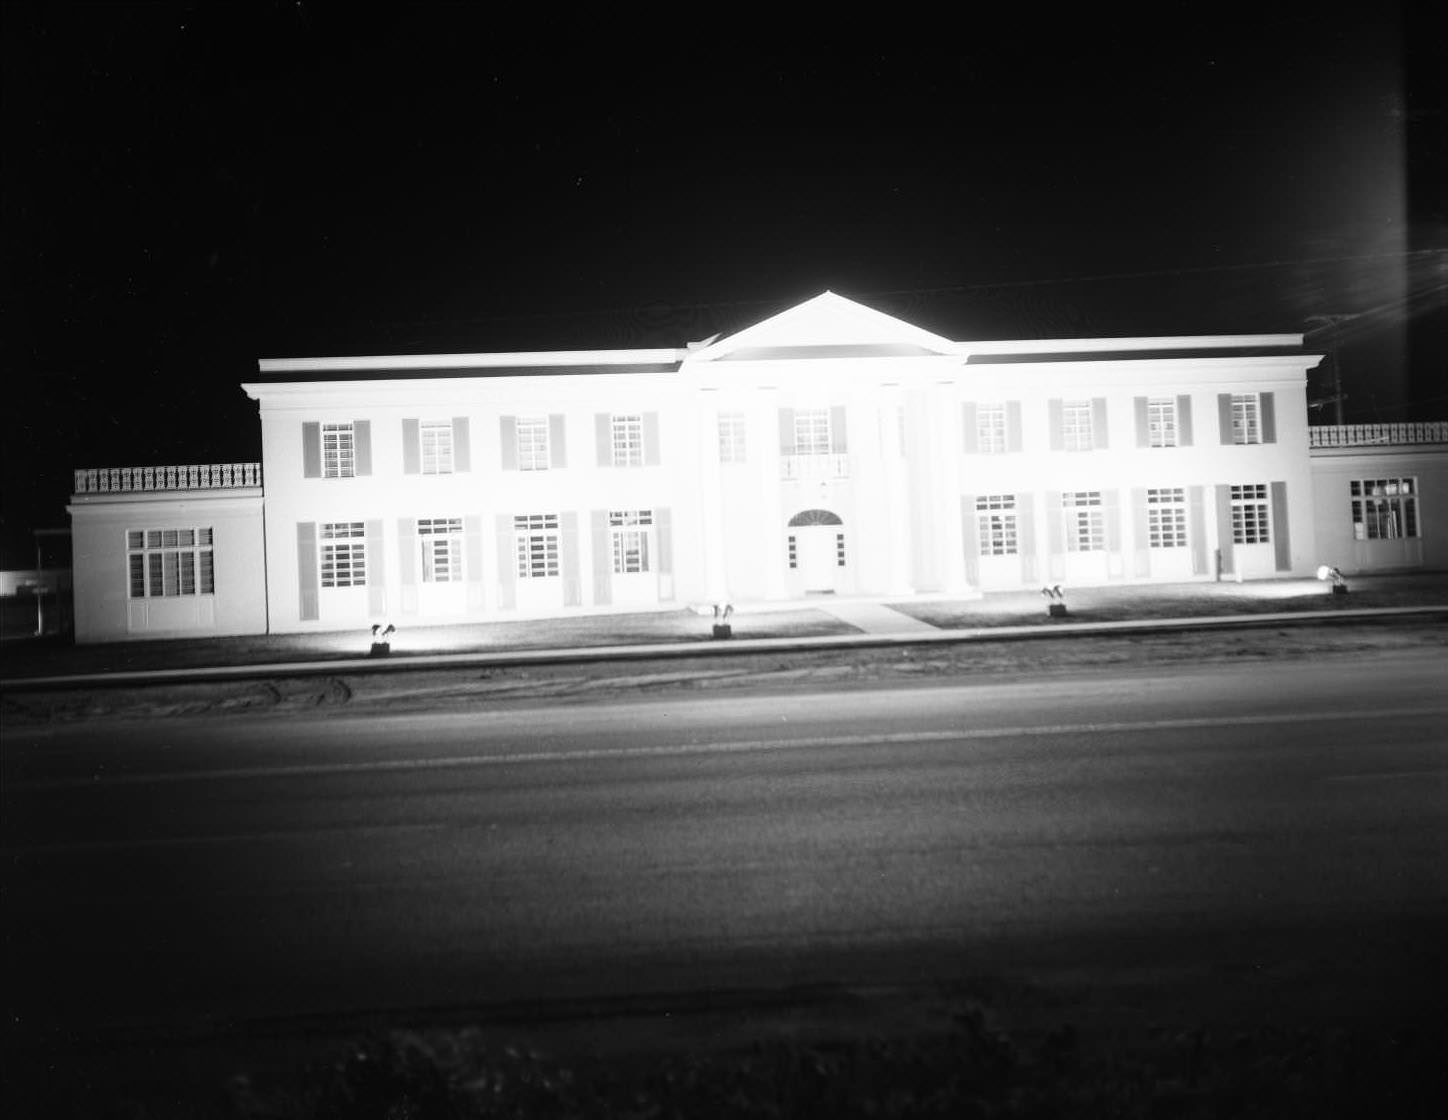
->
[3,2,1445,566]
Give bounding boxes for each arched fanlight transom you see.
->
[787,508,843,527]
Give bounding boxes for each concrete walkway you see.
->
[813,599,940,634]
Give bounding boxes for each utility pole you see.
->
[1303,314,1356,425]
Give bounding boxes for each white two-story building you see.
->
[67,292,1447,642]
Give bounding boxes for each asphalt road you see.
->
[5,653,1448,1065]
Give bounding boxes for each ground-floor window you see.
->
[1351,478,1418,540]
[1148,488,1188,548]
[1230,484,1270,544]
[320,522,367,588]
[127,527,214,598]
[835,532,846,567]
[609,509,652,573]
[418,517,463,582]
[976,494,1019,555]
[1063,491,1104,552]
[515,513,560,578]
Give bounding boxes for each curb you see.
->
[4,606,1445,692]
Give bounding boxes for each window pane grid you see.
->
[516,417,550,471]
[322,423,355,478]
[794,409,831,455]
[718,413,746,463]
[1148,399,1177,448]
[1063,491,1103,551]
[611,414,644,467]
[977,404,1006,454]
[127,526,215,598]
[976,494,1018,556]
[1350,477,1419,539]
[420,420,454,474]
[515,513,560,578]
[1063,401,1093,452]
[1230,484,1270,544]
[1147,489,1187,549]
[1231,395,1260,445]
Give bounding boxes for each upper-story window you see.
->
[1062,401,1093,452]
[420,420,454,474]
[323,423,355,478]
[794,409,832,455]
[718,413,747,463]
[517,416,551,471]
[1147,399,1178,448]
[611,414,644,467]
[977,404,1007,454]
[1231,394,1261,444]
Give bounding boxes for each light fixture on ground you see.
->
[1041,585,1067,617]
[712,602,734,639]
[1316,565,1349,595]
[369,622,396,656]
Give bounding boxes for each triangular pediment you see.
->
[687,291,961,362]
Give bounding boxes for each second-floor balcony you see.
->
[781,453,850,481]
[74,463,263,494]
[1309,423,1448,448]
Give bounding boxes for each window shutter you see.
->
[549,414,567,468]
[1188,486,1208,574]
[643,411,661,466]
[561,511,581,606]
[1048,400,1064,451]
[1017,492,1036,583]
[1134,398,1150,449]
[1260,392,1277,444]
[1045,490,1064,581]
[1271,480,1291,571]
[500,416,517,470]
[591,509,611,605]
[495,513,516,609]
[960,495,979,585]
[778,408,795,455]
[1091,398,1109,449]
[1218,394,1234,444]
[1006,401,1023,453]
[397,517,417,615]
[596,412,613,467]
[302,423,321,478]
[1177,395,1193,447]
[297,521,318,621]
[402,419,420,474]
[1215,486,1235,575]
[655,506,673,589]
[354,421,372,476]
[1103,488,1122,576]
[830,405,847,453]
[453,417,471,472]
[961,403,979,454]
[366,519,385,615]
[1132,488,1150,576]
[465,515,484,608]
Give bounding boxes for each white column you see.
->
[758,391,789,600]
[879,388,914,594]
[697,395,729,602]
[932,380,969,593]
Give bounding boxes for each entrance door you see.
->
[788,509,844,594]
[796,526,837,592]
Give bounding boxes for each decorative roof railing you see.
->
[1309,423,1448,448]
[74,463,263,494]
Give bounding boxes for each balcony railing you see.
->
[74,463,263,494]
[1309,423,1448,448]
[781,453,850,480]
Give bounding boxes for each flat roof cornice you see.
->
[257,348,687,374]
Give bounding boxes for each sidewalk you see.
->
[3,573,1445,688]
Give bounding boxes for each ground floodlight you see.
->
[1316,565,1348,593]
